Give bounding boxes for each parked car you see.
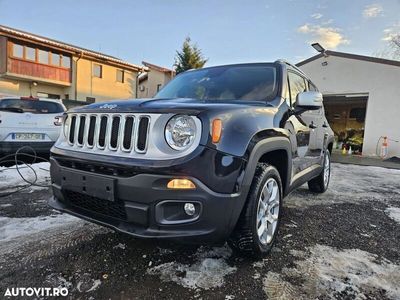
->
[49,61,334,257]
[0,97,66,155]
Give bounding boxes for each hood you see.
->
[69,98,277,115]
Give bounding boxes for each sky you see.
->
[0,0,399,69]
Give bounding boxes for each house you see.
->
[297,50,400,157]
[0,25,147,103]
[138,61,175,98]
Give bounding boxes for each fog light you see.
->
[184,203,196,216]
[167,179,196,189]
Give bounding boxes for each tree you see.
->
[174,37,208,74]
[374,33,400,60]
[391,34,400,58]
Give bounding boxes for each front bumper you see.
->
[49,152,244,244]
[0,141,55,154]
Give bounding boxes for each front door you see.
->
[285,71,316,175]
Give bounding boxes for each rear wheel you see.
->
[308,150,331,193]
[228,163,282,257]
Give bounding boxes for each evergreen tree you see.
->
[174,37,208,74]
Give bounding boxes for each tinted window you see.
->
[284,77,291,106]
[0,99,65,114]
[288,72,307,106]
[308,81,318,91]
[155,65,277,102]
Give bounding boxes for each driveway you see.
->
[0,162,399,299]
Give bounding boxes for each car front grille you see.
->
[67,113,150,154]
[64,190,127,221]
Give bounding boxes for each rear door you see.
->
[306,81,326,163]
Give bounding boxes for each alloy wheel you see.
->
[256,178,280,245]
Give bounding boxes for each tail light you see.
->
[54,115,63,126]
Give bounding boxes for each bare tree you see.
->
[374,33,400,60]
[390,34,400,58]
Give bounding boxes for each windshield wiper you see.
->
[0,107,24,113]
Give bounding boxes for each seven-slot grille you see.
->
[67,114,150,153]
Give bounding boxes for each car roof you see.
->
[182,60,307,77]
[185,62,278,72]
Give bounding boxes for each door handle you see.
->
[309,122,317,129]
[322,122,328,128]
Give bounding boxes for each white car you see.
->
[0,97,66,155]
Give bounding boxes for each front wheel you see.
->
[308,150,331,193]
[228,163,282,257]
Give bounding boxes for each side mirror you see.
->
[296,91,323,109]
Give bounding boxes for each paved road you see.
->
[0,163,399,299]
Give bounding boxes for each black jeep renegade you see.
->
[49,61,334,256]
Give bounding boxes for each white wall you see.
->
[299,55,400,157]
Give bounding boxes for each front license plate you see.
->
[14,133,44,140]
[60,168,116,201]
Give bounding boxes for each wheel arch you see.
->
[227,136,292,234]
[242,136,292,196]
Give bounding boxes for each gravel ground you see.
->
[0,162,399,299]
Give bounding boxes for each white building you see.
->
[297,50,400,157]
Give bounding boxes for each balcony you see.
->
[5,57,71,86]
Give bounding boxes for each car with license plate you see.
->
[0,97,66,155]
[49,61,334,257]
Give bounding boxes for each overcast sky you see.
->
[0,0,399,68]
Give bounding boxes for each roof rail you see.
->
[275,59,306,75]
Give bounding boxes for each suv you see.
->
[0,97,66,155]
[49,61,334,256]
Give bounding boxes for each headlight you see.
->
[63,114,70,138]
[165,115,197,150]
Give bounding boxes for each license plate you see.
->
[60,168,116,201]
[14,133,44,140]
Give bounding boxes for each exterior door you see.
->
[284,71,315,175]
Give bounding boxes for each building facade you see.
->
[297,51,400,157]
[138,61,175,98]
[0,25,146,103]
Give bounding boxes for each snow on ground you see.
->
[45,273,73,290]
[147,244,236,290]
[385,206,400,224]
[0,162,50,193]
[263,245,400,299]
[0,214,79,242]
[286,163,400,208]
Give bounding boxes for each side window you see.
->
[288,72,307,106]
[285,77,291,106]
[308,81,318,91]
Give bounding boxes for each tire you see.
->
[308,150,331,193]
[228,163,283,257]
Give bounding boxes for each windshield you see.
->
[155,65,277,102]
[0,99,65,114]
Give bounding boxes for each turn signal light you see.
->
[212,119,222,143]
[167,179,196,190]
